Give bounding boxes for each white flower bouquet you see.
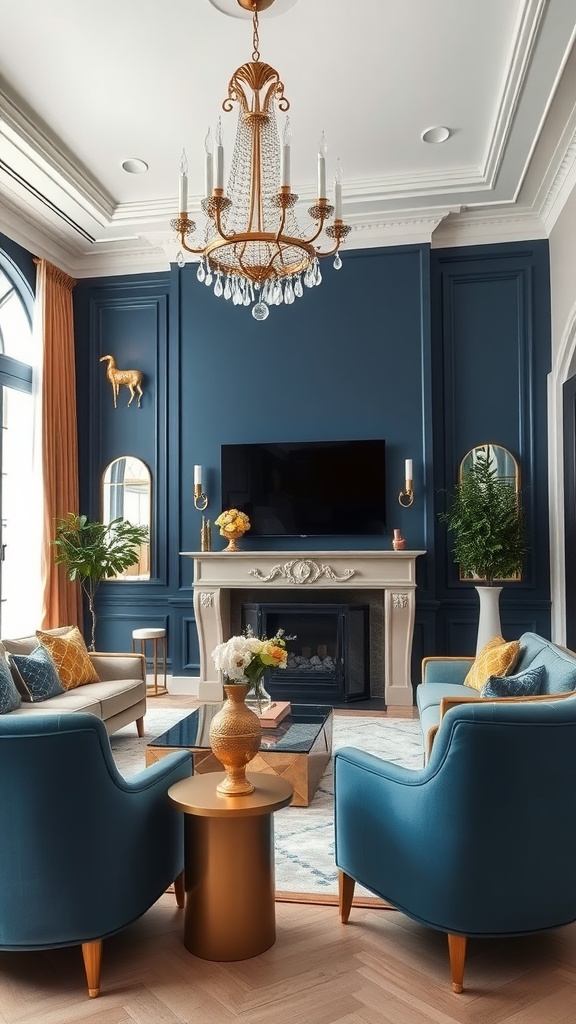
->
[211,626,291,710]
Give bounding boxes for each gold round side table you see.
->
[168,771,293,961]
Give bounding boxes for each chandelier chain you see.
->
[252,7,260,62]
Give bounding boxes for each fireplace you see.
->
[183,549,425,705]
[242,602,369,703]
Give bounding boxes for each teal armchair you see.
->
[0,713,192,997]
[335,696,576,992]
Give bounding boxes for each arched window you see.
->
[0,256,36,636]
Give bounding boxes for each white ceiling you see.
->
[0,0,575,277]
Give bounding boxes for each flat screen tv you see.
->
[221,439,386,538]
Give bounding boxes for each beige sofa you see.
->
[1,632,147,736]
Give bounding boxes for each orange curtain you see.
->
[34,258,83,629]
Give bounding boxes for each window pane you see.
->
[0,267,33,362]
[1,386,36,636]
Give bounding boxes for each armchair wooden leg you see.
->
[82,939,102,998]
[338,870,356,924]
[136,717,145,738]
[447,933,467,993]
[174,870,185,908]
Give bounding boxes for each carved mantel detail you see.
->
[200,592,215,608]
[392,593,409,609]
[249,559,356,585]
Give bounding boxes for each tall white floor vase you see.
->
[475,586,503,654]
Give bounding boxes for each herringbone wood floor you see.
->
[2,895,576,1023]
[2,697,573,1023]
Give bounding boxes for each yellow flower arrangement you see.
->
[214,508,251,551]
[214,509,251,536]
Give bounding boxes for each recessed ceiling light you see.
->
[122,158,149,174]
[207,0,301,18]
[421,126,451,145]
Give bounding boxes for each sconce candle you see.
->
[398,459,415,508]
[193,465,208,511]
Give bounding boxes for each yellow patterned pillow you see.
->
[35,626,99,690]
[464,636,520,691]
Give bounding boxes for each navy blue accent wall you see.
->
[431,241,551,654]
[74,273,172,653]
[72,238,552,689]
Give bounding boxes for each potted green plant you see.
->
[53,513,149,650]
[439,446,527,652]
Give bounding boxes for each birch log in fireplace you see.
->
[181,550,425,705]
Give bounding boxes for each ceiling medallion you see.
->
[172,0,350,320]
[207,0,301,19]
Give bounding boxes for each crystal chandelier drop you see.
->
[171,0,350,321]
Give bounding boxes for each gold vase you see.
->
[220,528,245,552]
[209,683,262,795]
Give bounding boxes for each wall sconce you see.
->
[194,465,208,511]
[398,459,414,507]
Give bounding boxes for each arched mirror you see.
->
[460,443,519,491]
[102,456,151,580]
[458,443,521,581]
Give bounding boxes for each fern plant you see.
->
[439,447,527,586]
[53,513,149,649]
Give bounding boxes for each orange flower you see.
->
[260,641,287,668]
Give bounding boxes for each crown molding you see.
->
[431,208,547,248]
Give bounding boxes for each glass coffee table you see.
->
[146,704,333,806]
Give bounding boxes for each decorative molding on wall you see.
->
[434,244,550,614]
[87,286,170,585]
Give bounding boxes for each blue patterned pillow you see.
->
[9,646,64,702]
[481,665,545,698]
[0,656,21,713]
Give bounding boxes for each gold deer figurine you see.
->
[100,354,143,408]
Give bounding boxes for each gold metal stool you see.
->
[131,627,168,696]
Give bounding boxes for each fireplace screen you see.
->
[242,602,369,704]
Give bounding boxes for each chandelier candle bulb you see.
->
[179,150,188,212]
[204,129,213,196]
[405,459,413,482]
[194,465,202,487]
[215,118,224,191]
[318,133,327,198]
[334,161,342,219]
[281,118,291,188]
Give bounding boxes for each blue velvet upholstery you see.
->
[0,657,21,712]
[334,696,576,992]
[10,645,64,701]
[416,634,576,756]
[480,664,545,697]
[513,634,576,694]
[0,713,192,996]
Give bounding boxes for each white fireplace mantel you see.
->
[181,550,425,705]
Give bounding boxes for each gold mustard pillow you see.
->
[35,626,99,690]
[464,636,520,691]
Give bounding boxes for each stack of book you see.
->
[257,701,291,728]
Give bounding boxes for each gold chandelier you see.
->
[171,0,350,321]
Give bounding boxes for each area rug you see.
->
[110,709,423,897]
